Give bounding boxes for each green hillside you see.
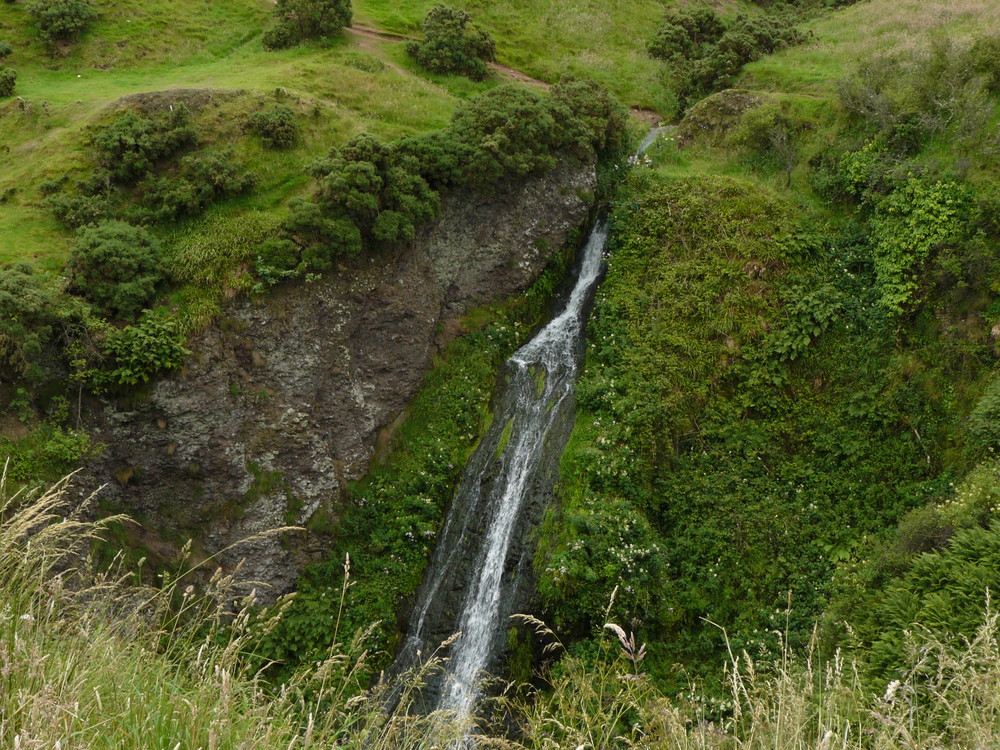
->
[4,0,1000,745]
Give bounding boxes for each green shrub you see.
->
[969,379,1000,452]
[26,0,95,45]
[308,133,439,244]
[0,41,12,60]
[248,104,299,148]
[405,4,496,81]
[92,106,198,185]
[649,10,806,106]
[91,312,189,387]
[0,263,78,379]
[869,178,973,313]
[47,191,111,229]
[0,68,14,98]
[647,8,725,62]
[263,0,351,49]
[138,149,256,221]
[67,221,164,320]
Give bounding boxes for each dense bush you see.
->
[0,41,11,59]
[646,8,725,62]
[405,4,496,81]
[85,312,189,387]
[26,0,95,45]
[263,0,352,50]
[648,9,807,106]
[66,221,164,320]
[138,149,257,221]
[91,106,198,185]
[309,133,439,244]
[248,104,299,148]
[0,68,14,98]
[269,79,626,277]
[0,263,77,378]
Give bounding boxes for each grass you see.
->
[5,469,1000,748]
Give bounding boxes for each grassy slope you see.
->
[535,0,1000,688]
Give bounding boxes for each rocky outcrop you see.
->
[87,160,596,598]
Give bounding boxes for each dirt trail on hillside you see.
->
[348,23,551,90]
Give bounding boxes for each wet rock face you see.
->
[88,160,596,598]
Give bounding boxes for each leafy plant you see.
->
[0,263,78,379]
[405,4,496,81]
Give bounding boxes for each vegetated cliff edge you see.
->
[86,160,597,597]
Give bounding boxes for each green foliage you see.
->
[308,133,440,245]
[869,178,973,313]
[91,106,198,186]
[0,68,15,98]
[541,170,970,685]
[646,8,725,63]
[259,243,579,672]
[67,221,163,320]
[649,10,807,106]
[26,0,95,46]
[263,0,352,50]
[968,380,1000,453]
[248,105,299,149]
[138,148,257,221]
[0,42,11,60]
[0,263,79,379]
[71,311,189,390]
[405,4,496,82]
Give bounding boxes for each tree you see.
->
[405,4,496,81]
[263,0,352,50]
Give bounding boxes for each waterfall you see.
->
[392,129,663,726]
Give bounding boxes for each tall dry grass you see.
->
[4,467,1000,748]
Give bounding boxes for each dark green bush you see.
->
[47,191,111,229]
[647,8,725,62]
[138,149,256,220]
[92,106,198,185]
[308,133,439,244]
[249,105,299,148]
[648,9,807,106]
[0,263,77,378]
[263,0,351,49]
[0,41,12,59]
[969,378,1000,451]
[405,4,496,81]
[446,85,561,185]
[0,68,15,98]
[283,198,362,270]
[67,221,164,320]
[26,0,95,45]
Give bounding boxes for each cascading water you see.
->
[392,129,665,726]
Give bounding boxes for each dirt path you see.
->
[349,23,552,90]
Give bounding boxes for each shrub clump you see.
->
[0,263,78,379]
[138,148,257,221]
[66,221,164,320]
[0,68,14,98]
[26,0,95,46]
[91,106,198,185]
[259,78,627,284]
[248,104,299,149]
[405,4,496,81]
[0,40,14,98]
[648,8,807,106]
[263,0,352,50]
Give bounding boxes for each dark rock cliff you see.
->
[87,160,596,597]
